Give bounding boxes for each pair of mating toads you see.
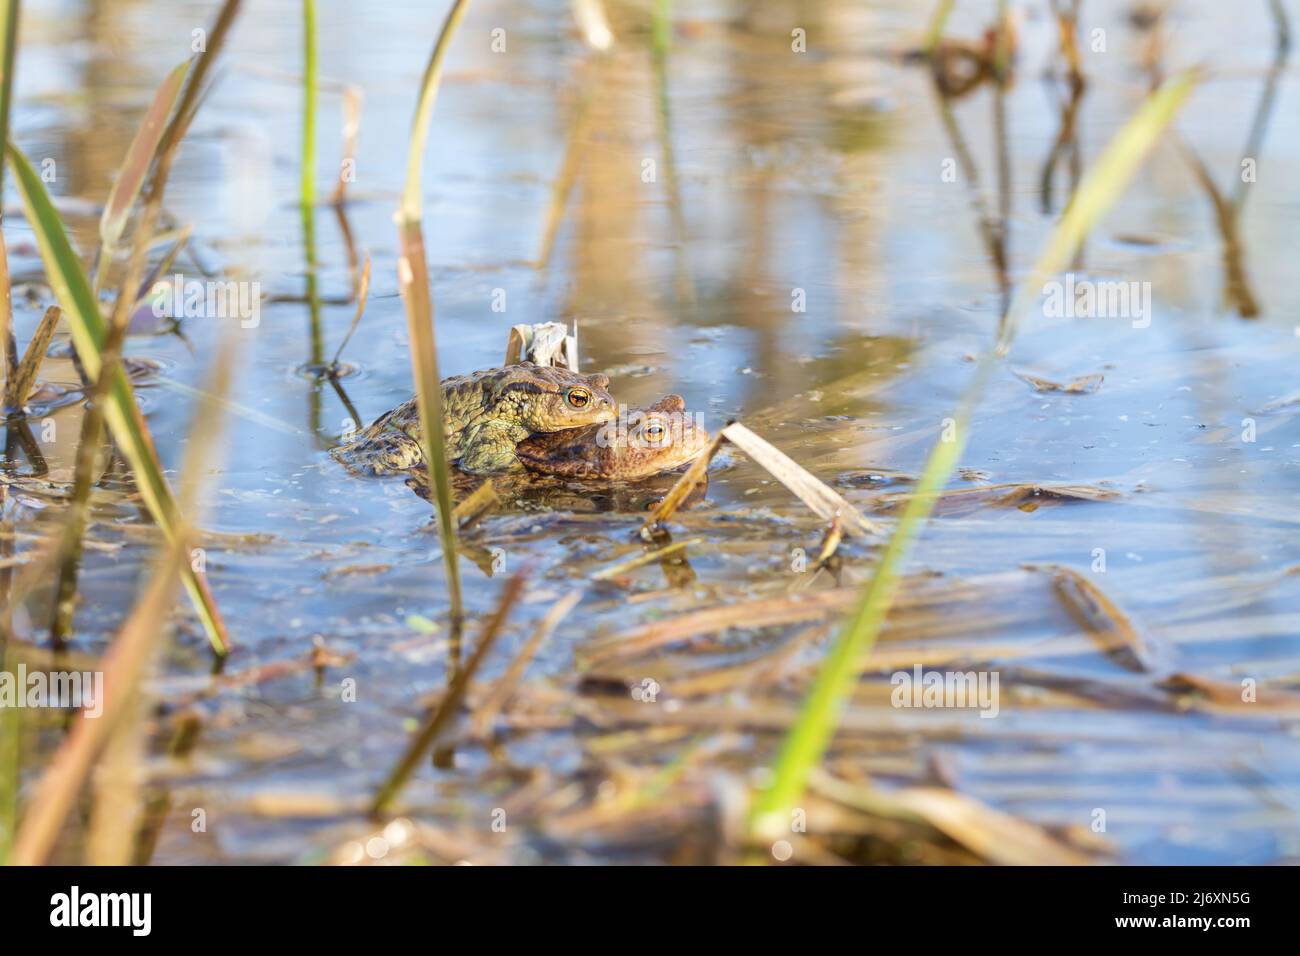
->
[331,362,709,483]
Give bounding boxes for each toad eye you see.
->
[642,421,667,443]
[566,387,592,409]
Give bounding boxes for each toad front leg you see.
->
[331,428,426,476]
[456,419,532,474]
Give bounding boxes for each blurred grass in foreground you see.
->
[749,70,1200,847]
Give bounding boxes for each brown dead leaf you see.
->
[874,482,1121,516]
[720,423,878,536]
[1158,672,1300,712]
[1013,369,1105,394]
[579,589,857,667]
[1036,563,1173,673]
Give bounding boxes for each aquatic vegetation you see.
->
[4,0,242,654]
[0,0,18,405]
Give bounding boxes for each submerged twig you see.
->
[471,588,581,738]
[371,568,527,817]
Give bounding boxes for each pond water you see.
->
[3,0,1298,864]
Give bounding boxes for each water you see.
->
[2,0,1298,863]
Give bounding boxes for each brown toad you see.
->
[515,394,710,481]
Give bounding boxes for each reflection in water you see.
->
[1037,69,1084,216]
[930,76,1012,317]
[1146,0,1290,319]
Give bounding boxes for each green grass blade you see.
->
[921,0,955,56]
[651,0,673,61]
[300,0,316,211]
[401,0,471,222]
[396,0,472,630]
[0,0,18,186]
[5,140,229,655]
[748,71,1198,844]
[0,0,21,399]
[300,0,323,365]
[7,145,102,343]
